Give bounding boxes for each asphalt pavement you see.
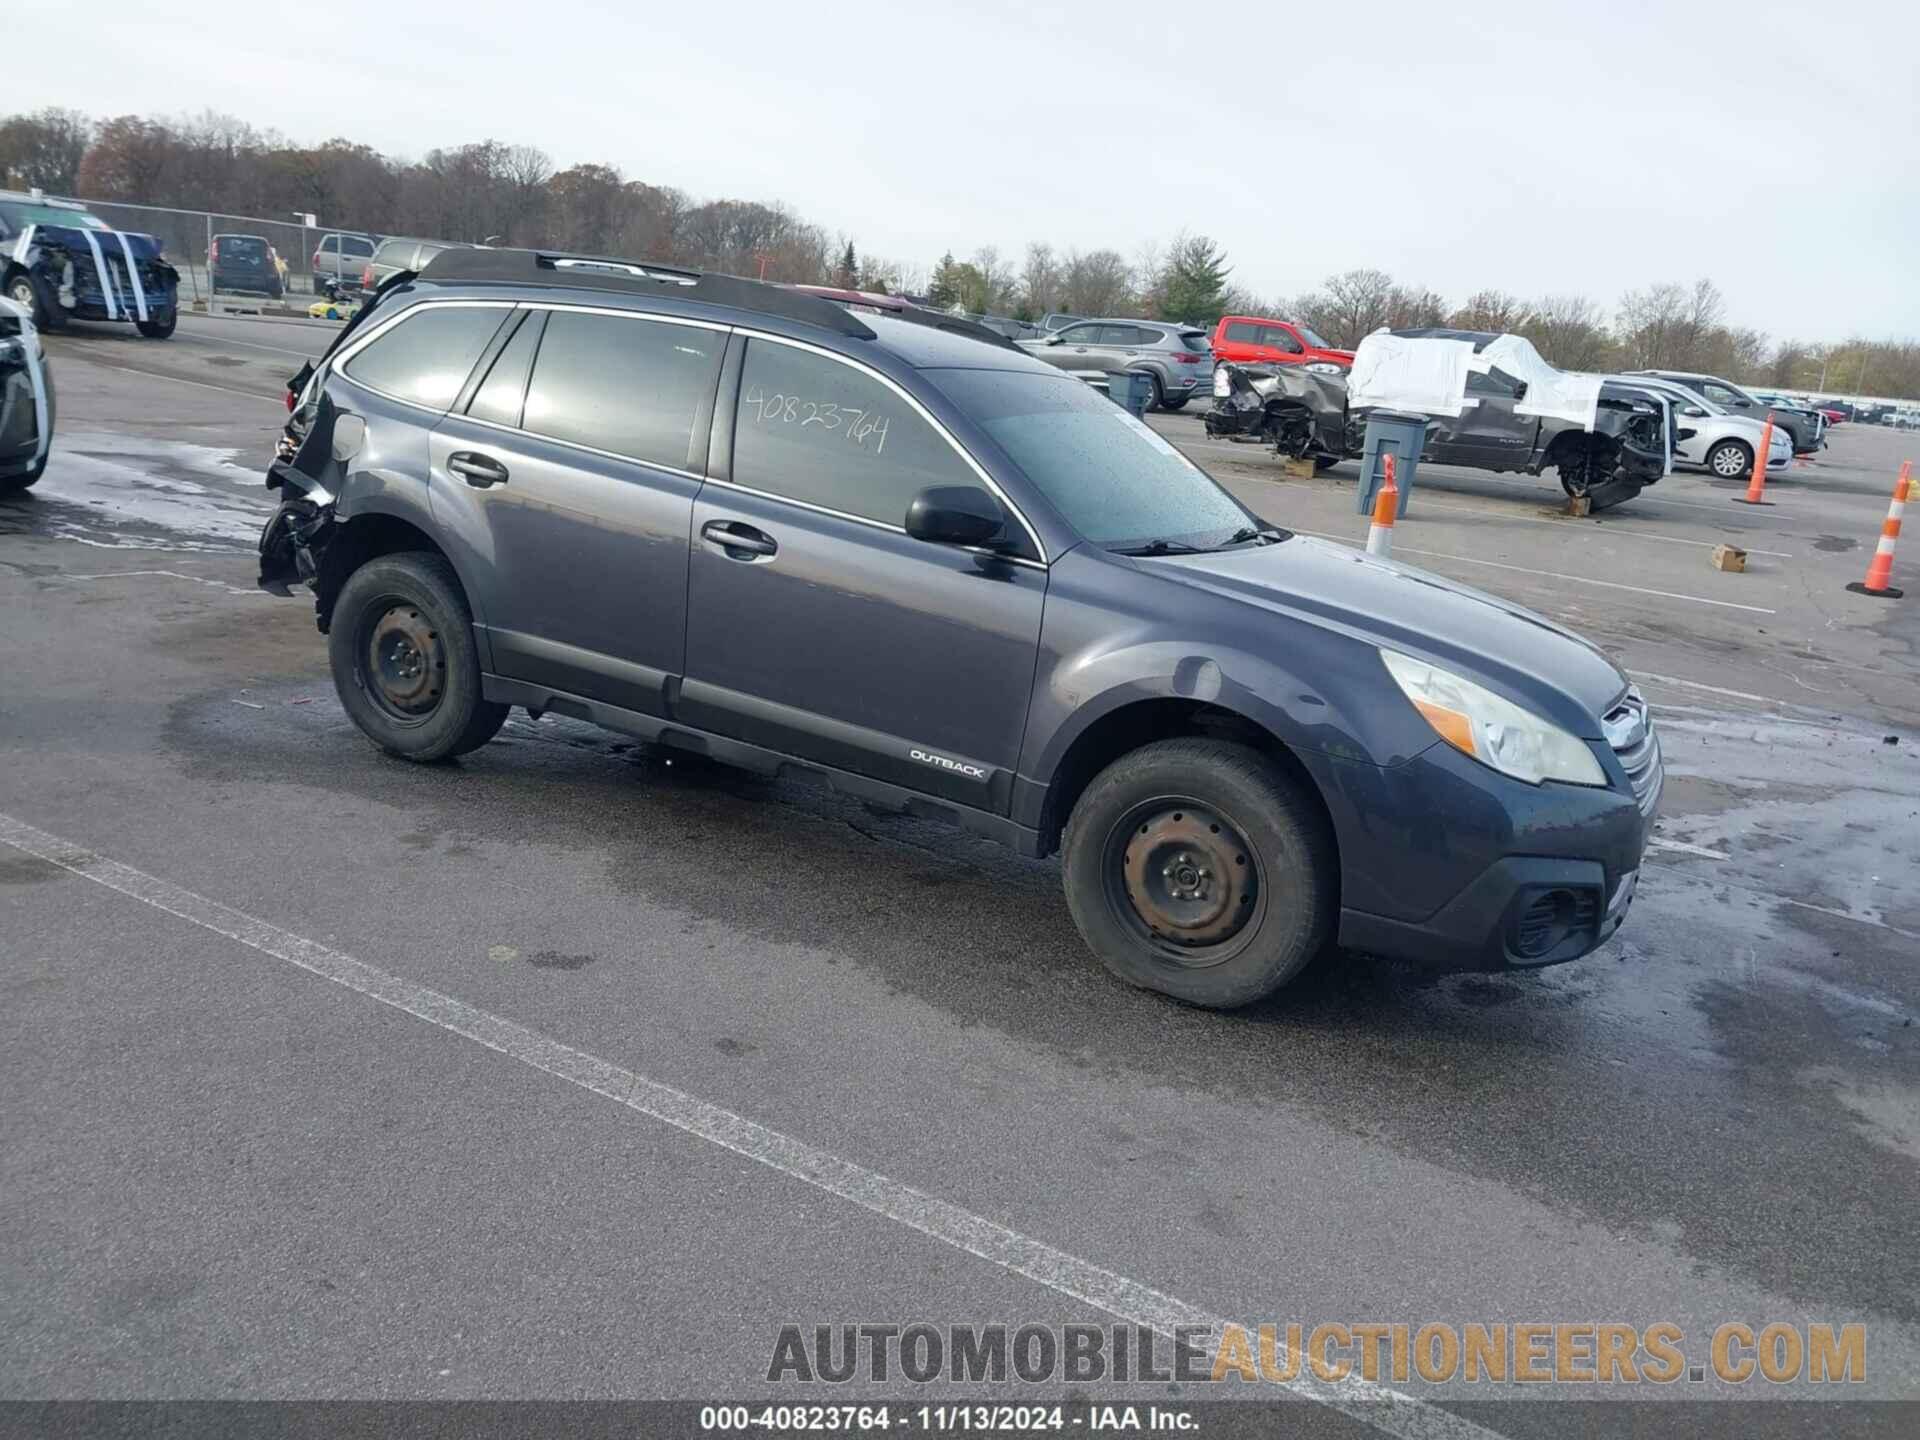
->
[3,314,1918,1434]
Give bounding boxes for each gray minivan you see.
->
[258,248,1658,1008]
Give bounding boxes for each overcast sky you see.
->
[13,0,1919,341]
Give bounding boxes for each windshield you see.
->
[0,201,109,232]
[929,368,1256,548]
[1298,323,1334,350]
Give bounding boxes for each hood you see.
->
[1149,537,1627,738]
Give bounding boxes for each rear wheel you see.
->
[1160,395,1188,411]
[328,552,508,762]
[1141,371,1164,412]
[1706,439,1753,480]
[1062,738,1335,1008]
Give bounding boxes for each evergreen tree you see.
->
[1157,235,1232,326]
[835,241,859,290]
[927,250,959,308]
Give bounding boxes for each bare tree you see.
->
[1449,289,1532,334]
[1523,294,1611,370]
[1019,242,1060,318]
[0,108,93,192]
[1060,248,1132,317]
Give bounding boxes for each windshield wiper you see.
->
[1109,538,1208,556]
[1226,525,1292,546]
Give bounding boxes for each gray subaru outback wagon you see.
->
[260,248,1658,1008]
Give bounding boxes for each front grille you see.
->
[1602,687,1662,816]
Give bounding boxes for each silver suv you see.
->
[1017,319,1214,411]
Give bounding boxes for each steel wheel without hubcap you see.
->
[359,602,446,724]
[1106,798,1263,967]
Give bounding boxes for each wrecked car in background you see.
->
[0,295,53,494]
[0,191,180,339]
[1206,328,1669,512]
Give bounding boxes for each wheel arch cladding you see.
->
[316,510,467,634]
[1037,696,1340,894]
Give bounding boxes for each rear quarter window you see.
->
[1223,321,1258,343]
[339,304,510,409]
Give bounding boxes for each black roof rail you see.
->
[417,247,1018,350]
[419,247,881,339]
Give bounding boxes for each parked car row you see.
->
[1207,329,1671,510]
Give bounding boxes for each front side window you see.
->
[1058,325,1101,346]
[732,340,978,528]
[929,367,1251,548]
[522,309,723,469]
[1260,326,1303,353]
[340,304,509,409]
[1298,324,1333,349]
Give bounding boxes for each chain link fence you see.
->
[72,199,378,317]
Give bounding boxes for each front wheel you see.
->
[328,552,508,762]
[136,312,176,339]
[0,457,47,496]
[1062,738,1336,1008]
[1706,439,1753,480]
[6,271,53,330]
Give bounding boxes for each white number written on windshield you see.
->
[743,386,891,455]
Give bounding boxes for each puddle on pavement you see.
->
[0,431,276,551]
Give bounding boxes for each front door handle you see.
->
[700,518,777,559]
[448,451,509,488]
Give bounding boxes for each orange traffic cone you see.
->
[1847,460,1910,600]
[1732,413,1777,506]
[1366,454,1399,558]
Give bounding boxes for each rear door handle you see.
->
[700,519,777,559]
[448,451,509,487]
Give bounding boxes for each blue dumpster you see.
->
[1106,370,1153,418]
[1356,411,1426,517]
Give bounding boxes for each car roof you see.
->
[412,247,1030,366]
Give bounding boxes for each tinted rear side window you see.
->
[465,310,544,428]
[732,339,976,527]
[521,310,722,469]
[340,304,509,409]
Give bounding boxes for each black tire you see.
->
[1061,738,1336,1008]
[327,551,507,762]
[1705,439,1753,481]
[0,456,47,495]
[1313,455,1340,473]
[136,312,176,339]
[1159,396,1188,411]
[6,270,52,329]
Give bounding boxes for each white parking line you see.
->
[1290,529,1778,614]
[173,328,322,359]
[0,811,1498,1440]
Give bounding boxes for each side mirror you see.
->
[906,486,1006,548]
[1682,405,1708,418]
[1044,333,1064,345]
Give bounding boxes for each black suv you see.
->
[259,249,1660,1008]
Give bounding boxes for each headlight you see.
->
[1380,650,1606,787]
[1212,365,1231,397]
[1305,361,1343,375]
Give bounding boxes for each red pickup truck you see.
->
[1211,315,1354,369]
